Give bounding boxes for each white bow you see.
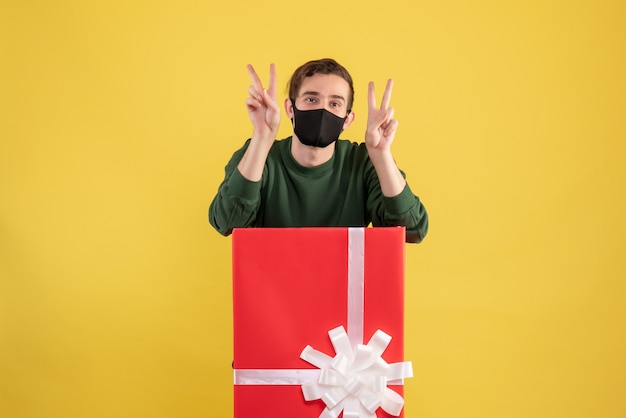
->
[300,326,413,418]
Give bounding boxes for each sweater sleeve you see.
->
[208,140,263,236]
[382,182,429,243]
[365,162,429,243]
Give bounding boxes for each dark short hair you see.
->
[288,58,354,112]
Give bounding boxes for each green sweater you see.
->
[209,137,428,243]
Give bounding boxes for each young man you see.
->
[208,58,428,243]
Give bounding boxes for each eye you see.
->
[304,97,318,103]
[330,101,342,108]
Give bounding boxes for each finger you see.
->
[379,121,398,141]
[379,108,395,130]
[368,81,377,110]
[248,85,262,101]
[245,97,260,111]
[384,119,399,136]
[380,79,394,110]
[267,63,277,98]
[246,64,265,94]
[263,90,281,112]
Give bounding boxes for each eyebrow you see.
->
[300,91,346,102]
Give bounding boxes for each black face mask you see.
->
[291,101,347,148]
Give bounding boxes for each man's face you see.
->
[292,73,352,118]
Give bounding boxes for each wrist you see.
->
[365,145,392,163]
[251,129,277,148]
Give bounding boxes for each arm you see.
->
[365,79,428,243]
[209,140,264,236]
[237,63,280,181]
[208,64,280,235]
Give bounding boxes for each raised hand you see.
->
[245,63,280,138]
[364,78,406,197]
[365,79,398,151]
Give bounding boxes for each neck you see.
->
[291,135,335,167]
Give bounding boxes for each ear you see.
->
[342,110,355,130]
[284,98,294,119]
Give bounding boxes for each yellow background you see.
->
[1,0,625,417]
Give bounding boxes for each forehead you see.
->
[297,73,351,99]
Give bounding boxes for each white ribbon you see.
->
[234,228,413,417]
[347,228,365,347]
[300,326,412,418]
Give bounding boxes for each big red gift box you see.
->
[232,227,409,417]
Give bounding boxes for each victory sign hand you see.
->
[245,63,280,138]
[365,79,398,151]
